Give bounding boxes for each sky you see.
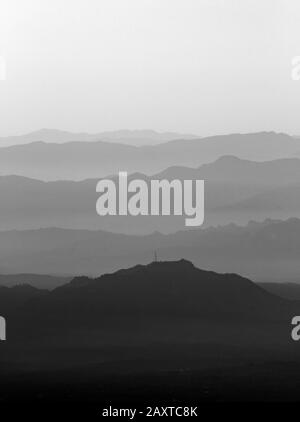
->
[0,0,300,137]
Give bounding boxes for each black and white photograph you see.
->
[1,0,300,417]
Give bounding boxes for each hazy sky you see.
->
[0,0,300,137]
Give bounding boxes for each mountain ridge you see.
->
[0,155,300,233]
[11,260,292,332]
[0,128,198,148]
[0,132,297,180]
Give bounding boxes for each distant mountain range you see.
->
[0,218,299,283]
[0,274,71,289]
[0,129,197,147]
[1,156,300,233]
[0,132,298,180]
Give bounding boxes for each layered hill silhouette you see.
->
[0,274,71,288]
[8,260,294,339]
[1,156,300,233]
[0,218,300,284]
[0,284,46,315]
[0,132,298,180]
[0,129,197,147]
[2,261,300,406]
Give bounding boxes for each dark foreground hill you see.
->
[1,260,300,406]
[3,260,296,345]
[0,284,46,315]
[0,132,298,180]
[13,260,292,330]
